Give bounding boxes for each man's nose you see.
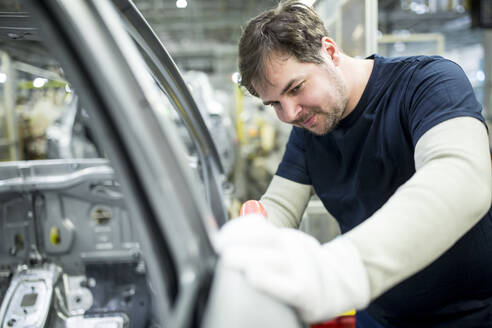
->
[281,99,302,123]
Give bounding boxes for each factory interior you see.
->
[0,0,491,327]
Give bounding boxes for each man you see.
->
[215,1,492,327]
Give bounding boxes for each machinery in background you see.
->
[183,71,237,179]
[0,159,151,328]
[45,95,102,159]
[182,71,237,217]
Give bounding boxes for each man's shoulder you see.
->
[376,54,459,74]
[375,54,443,63]
[372,54,465,95]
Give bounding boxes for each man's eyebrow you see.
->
[280,79,297,96]
[262,78,298,106]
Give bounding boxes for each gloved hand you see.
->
[214,215,371,323]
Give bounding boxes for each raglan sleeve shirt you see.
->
[347,58,492,300]
[262,56,492,302]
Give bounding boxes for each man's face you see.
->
[254,52,348,136]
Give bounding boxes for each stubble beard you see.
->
[300,63,348,136]
[311,108,344,136]
[308,84,348,136]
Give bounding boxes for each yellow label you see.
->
[50,227,61,245]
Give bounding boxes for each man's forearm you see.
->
[260,175,311,228]
[346,116,492,300]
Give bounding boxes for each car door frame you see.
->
[24,0,218,327]
[115,0,229,227]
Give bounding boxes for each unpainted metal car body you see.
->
[0,1,302,328]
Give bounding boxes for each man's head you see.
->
[238,1,349,135]
[238,0,327,97]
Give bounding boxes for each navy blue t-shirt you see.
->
[277,55,492,327]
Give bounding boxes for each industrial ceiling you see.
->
[0,0,480,88]
[132,0,477,82]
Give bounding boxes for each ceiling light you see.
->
[176,0,187,9]
[33,77,48,88]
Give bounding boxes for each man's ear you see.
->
[321,37,340,65]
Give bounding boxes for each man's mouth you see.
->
[302,115,316,128]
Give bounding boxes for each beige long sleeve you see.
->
[346,116,492,299]
[260,175,311,228]
[260,116,491,302]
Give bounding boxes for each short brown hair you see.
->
[238,0,328,97]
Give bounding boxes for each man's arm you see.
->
[346,116,492,299]
[260,175,311,228]
[216,116,491,323]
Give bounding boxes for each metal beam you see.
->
[378,33,445,54]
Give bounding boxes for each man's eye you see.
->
[271,102,281,110]
[291,83,302,94]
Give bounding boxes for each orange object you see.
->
[239,200,268,217]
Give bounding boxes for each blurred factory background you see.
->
[132,0,492,221]
[133,0,485,98]
[0,0,491,223]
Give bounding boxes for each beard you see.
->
[295,71,348,136]
[311,108,345,135]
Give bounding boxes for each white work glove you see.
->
[214,215,371,323]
